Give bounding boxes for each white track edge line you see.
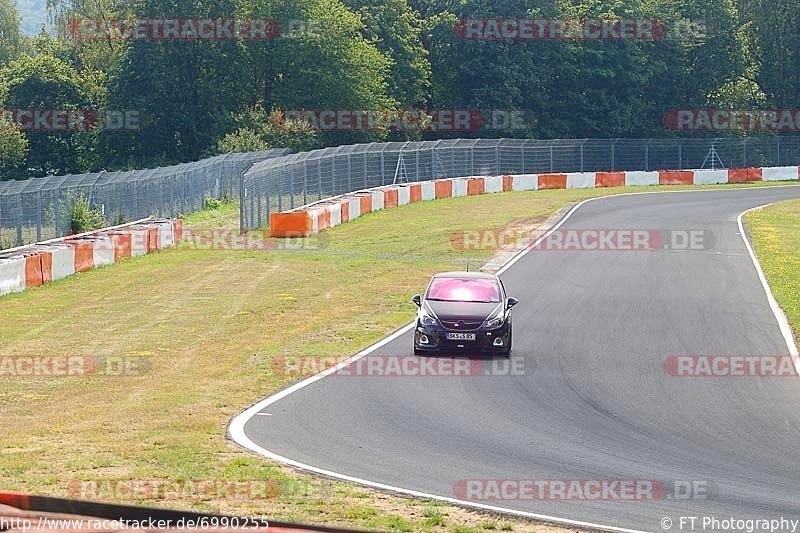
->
[229,185,800,533]
[229,194,650,533]
[737,205,800,373]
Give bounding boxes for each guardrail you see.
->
[268,166,800,237]
[0,149,291,250]
[240,137,800,231]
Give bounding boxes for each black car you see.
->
[412,272,518,356]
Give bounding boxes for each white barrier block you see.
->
[348,198,361,220]
[484,176,503,193]
[451,178,469,197]
[129,229,149,257]
[328,203,342,227]
[0,255,26,296]
[512,174,538,191]
[309,210,319,234]
[397,186,411,205]
[566,172,596,189]
[92,235,115,266]
[41,244,75,281]
[762,166,799,181]
[693,169,728,185]
[421,181,436,201]
[371,190,384,211]
[625,171,659,186]
[156,222,175,249]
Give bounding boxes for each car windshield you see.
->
[426,277,501,303]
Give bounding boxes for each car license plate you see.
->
[446,332,476,341]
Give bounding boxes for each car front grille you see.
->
[440,320,483,330]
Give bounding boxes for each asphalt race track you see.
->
[237,186,800,532]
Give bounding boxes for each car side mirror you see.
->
[412,294,422,307]
[506,297,519,309]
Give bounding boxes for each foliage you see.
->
[0,0,22,64]
[0,121,28,176]
[67,190,105,233]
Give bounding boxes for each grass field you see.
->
[744,199,800,345]
[1,181,798,532]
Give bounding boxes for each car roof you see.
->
[431,271,498,280]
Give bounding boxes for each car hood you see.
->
[425,300,501,322]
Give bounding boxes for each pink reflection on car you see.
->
[427,278,501,303]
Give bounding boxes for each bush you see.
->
[204,197,224,210]
[70,193,106,234]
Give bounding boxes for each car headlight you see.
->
[419,309,439,327]
[483,309,505,329]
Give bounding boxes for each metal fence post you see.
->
[16,193,22,245]
[303,161,308,205]
[743,139,748,167]
[611,142,616,170]
[37,190,42,241]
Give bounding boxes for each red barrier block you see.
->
[359,194,372,215]
[435,180,453,199]
[67,241,94,273]
[538,174,568,190]
[172,219,184,242]
[24,251,51,288]
[409,184,423,202]
[728,168,763,183]
[596,172,626,188]
[467,178,485,196]
[384,188,398,208]
[658,170,694,185]
[269,211,313,238]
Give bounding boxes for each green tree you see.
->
[737,0,800,108]
[103,0,251,166]
[0,0,21,65]
[342,0,431,108]
[0,122,28,178]
[0,41,93,176]
[255,0,395,146]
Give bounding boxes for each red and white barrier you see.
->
[268,165,800,238]
[36,244,75,281]
[0,217,183,298]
